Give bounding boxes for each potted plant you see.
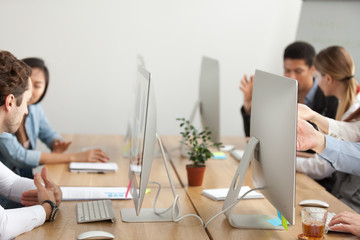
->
[177,118,222,186]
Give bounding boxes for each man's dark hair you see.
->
[0,51,31,106]
[22,57,49,104]
[283,41,315,68]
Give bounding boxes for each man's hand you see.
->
[52,139,72,153]
[297,118,326,153]
[72,149,110,163]
[239,74,254,114]
[329,211,360,237]
[21,167,62,206]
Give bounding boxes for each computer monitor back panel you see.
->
[250,70,297,224]
[199,56,220,143]
[130,66,157,215]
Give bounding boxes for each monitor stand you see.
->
[223,137,284,230]
[121,133,181,222]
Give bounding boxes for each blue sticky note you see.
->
[211,152,226,159]
[266,218,282,226]
[266,218,289,226]
[277,210,281,219]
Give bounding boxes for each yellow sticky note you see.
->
[281,215,288,231]
[145,188,151,194]
[122,142,131,155]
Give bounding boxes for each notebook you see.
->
[202,186,264,201]
[69,162,118,173]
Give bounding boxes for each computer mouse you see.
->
[77,230,115,240]
[298,199,329,208]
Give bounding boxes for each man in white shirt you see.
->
[0,50,62,239]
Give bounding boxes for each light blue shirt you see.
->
[0,104,62,169]
[304,77,318,110]
[320,135,360,176]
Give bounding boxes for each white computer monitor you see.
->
[121,66,180,222]
[199,56,220,143]
[223,69,297,229]
[123,55,146,158]
[188,56,220,143]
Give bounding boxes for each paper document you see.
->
[202,186,264,201]
[130,164,141,173]
[69,162,118,173]
[61,187,132,201]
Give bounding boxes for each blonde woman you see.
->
[297,46,360,213]
[297,46,360,181]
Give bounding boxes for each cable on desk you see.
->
[171,194,204,227]
[149,180,204,226]
[204,187,264,229]
[149,181,172,215]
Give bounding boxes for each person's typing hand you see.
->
[73,149,110,163]
[21,167,62,206]
[328,211,360,237]
[239,74,254,114]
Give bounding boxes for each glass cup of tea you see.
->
[301,207,328,240]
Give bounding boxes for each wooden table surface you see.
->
[16,188,208,240]
[15,135,359,240]
[161,135,358,240]
[16,134,206,240]
[47,134,181,188]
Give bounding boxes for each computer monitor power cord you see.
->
[149,181,204,227]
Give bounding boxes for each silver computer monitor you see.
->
[129,66,156,215]
[223,69,297,229]
[199,56,220,143]
[121,66,180,222]
[123,55,146,158]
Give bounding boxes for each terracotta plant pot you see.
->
[186,164,206,186]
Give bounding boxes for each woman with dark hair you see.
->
[0,58,109,180]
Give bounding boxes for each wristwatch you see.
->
[41,200,59,222]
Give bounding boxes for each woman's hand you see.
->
[298,103,314,121]
[72,149,110,163]
[52,139,72,153]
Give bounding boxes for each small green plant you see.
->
[177,118,222,166]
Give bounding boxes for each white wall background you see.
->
[0,0,302,136]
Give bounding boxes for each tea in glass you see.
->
[301,207,327,240]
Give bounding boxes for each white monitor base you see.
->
[229,214,285,230]
[121,208,174,222]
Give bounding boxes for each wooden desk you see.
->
[47,134,181,188]
[16,134,206,240]
[16,188,208,240]
[161,135,357,240]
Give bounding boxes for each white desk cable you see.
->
[204,187,265,229]
[149,180,205,226]
[171,194,204,226]
[149,181,172,215]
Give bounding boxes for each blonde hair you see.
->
[314,46,357,120]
